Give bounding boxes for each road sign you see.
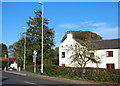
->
[33,50,37,55]
[33,50,37,72]
[33,57,36,62]
[33,55,37,58]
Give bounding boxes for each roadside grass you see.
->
[26,67,87,81]
[26,69,119,85]
[52,75,87,81]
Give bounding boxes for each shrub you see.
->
[26,65,120,84]
[0,61,8,68]
[44,59,54,66]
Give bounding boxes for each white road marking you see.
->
[24,81,35,84]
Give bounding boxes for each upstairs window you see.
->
[106,51,113,57]
[61,52,65,58]
[90,53,94,57]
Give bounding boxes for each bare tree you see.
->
[67,39,101,68]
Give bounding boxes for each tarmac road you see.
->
[1,71,117,86]
[1,71,71,86]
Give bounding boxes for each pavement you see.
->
[2,70,119,86]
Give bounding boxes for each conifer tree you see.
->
[9,10,55,65]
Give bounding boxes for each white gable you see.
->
[59,33,78,47]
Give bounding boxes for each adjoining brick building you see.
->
[0,55,16,68]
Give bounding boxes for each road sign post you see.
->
[33,50,37,73]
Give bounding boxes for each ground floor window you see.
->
[90,53,94,57]
[106,63,115,69]
[62,64,65,67]
[61,52,65,58]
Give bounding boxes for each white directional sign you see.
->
[33,50,37,55]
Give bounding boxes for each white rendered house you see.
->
[10,61,18,70]
[59,31,120,69]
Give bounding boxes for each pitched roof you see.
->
[0,57,16,61]
[60,31,102,42]
[94,39,120,49]
[63,31,120,49]
[67,31,120,49]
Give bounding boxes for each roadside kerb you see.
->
[4,70,118,86]
[4,70,98,85]
[4,70,27,76]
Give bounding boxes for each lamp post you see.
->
[38,1,44,73]
[22,27,26,71]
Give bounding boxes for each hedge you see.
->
[0,61,8,68]
[26,65,120,84]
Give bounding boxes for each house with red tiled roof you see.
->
[0,57,8,61]
[0,55,16,68]
[0,54,16,61]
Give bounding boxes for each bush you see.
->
[26,65,34,73]
[44,65,120,84]
[0,61,8,68]
[44,59,54,66]
[26,65,120,84]
[17,59,23,67]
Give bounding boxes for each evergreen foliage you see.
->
[0,43,8,57]
[9,10,56,66]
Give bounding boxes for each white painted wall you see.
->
[118,49,120,69]
[94,49,119,69]
[10,62,18,70]
[59,33,120,69]
[59,33,78,67]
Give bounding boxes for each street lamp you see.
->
[22,27,26,71]
[38,1,44,73]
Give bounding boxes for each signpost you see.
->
[33,50,37,72]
